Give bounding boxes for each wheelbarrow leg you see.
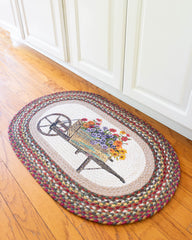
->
[76,157,91,173]
[91,157,125,183]
[76,155,125,183]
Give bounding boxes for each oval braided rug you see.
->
[8,91,180,225]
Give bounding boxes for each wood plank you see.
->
[180,172,192,193]
[152,211,192,240]
[128,219,168,240]
[162,198,192,230]
[174,186,192,212]
[187,223,192,234]
[0,194,27,240]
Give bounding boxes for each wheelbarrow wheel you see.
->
[37,113,72,136]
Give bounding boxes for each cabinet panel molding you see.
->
[123,0,192,130]
[18,0,67,61]
[66,0,127,90]
[0,0,23,39]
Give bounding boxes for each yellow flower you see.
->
[119,149,127,154]
[120,131,126,135]
[112,151,119,157]
[119,154,126,160]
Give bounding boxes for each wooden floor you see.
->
[0,28,192,240]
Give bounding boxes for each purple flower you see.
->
[111,145,116,149]
[96,133,102,138]
[86,128,92,132]
[108,140,114,145]
[113,135,117,140]
[101,134,107,139]
[103,126,108,131]
[90,140,97,145]
[97,129,103,133]
[101,144,108,150]
[91,133,97,137]
[90,128,96,132]
[101,139,106,144]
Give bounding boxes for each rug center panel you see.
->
[30,100,154,195]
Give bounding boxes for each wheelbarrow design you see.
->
[37,113,125,183]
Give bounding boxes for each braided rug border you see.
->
[8,91,180,225]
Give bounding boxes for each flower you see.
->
[96,118,102,122]
[115,144,122,150]
[121,136,128,141]
[80,118,131,161]
[110,148,115,153]
[114,140,122,147]
[90,128,96,132]
[111,151,119,157]
[83,123,89,128]
[107,140,114,145]
[98,129,103,133]
[90,140,97,145]
[88,121,95,125]
[101,144,108,149]
[100,139,106,144]
[120,131,126,135]
[111,145,116,149]
[91,133,97,137]
[109,128,117,133]
[81,118,88,121]
[113,134,119,138]
[119,154,126,160]
[119,149,127,154]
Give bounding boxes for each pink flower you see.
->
[121,136,128,141]
[81,118,88,121]
[109,128,117,133]
[113,134,119,137]
[96,118,102,122]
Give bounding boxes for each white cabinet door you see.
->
[0,0,23,39]
[65,0,127,90]
[0,0,16,30]
[123,0,192,130]
[18,0,67,61]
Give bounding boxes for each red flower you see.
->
[121,136,128,141]
[96,118,102,122]
[113,134,119,137]
[109,128,117,133]
[81,118,88,121]
[126,133,130,137]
